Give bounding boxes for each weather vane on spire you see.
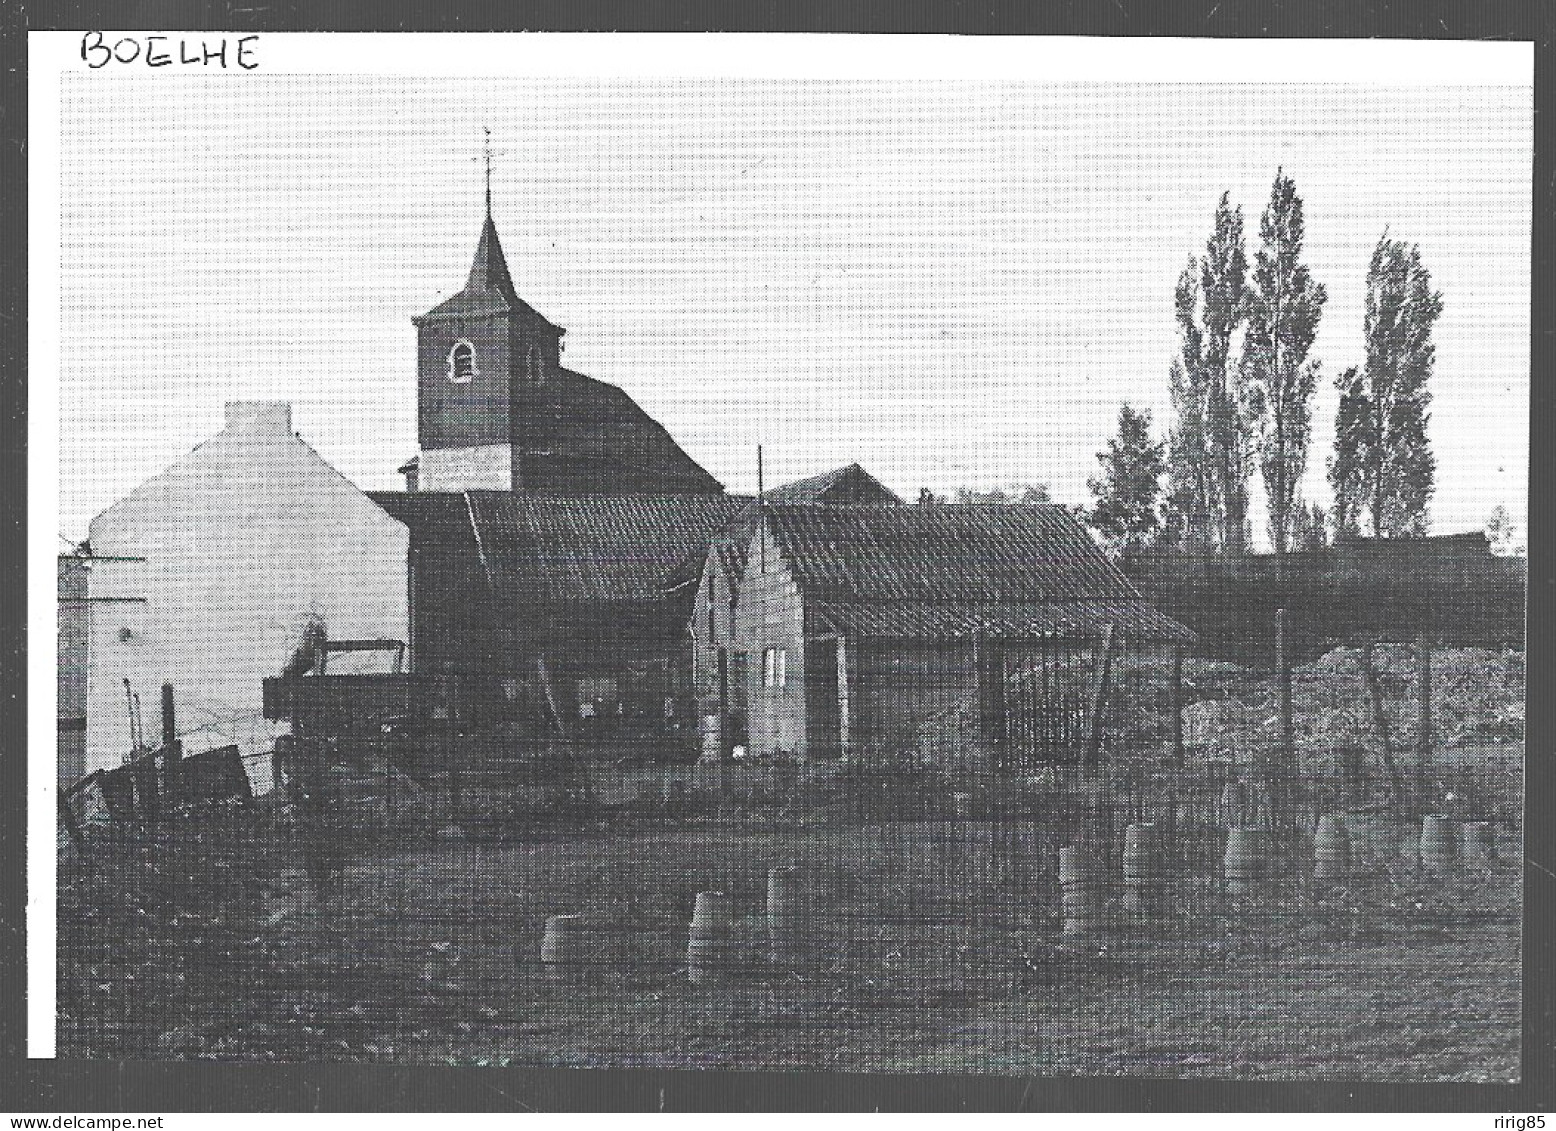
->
[483,126,493,217]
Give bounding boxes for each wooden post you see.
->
[1359,640,1406,812]
[536,654,568,737]
[159,682,181,806]
[1171,643,1185,775]
[386,745,396,826]
[1084,625,1118,848]
[1274,610,1294,831]
[717,646,730,760]
[1416,631,1432,812]
[160,683,176,750]
[1084,624,1117,767]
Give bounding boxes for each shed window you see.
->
[448,341,477,384]
[763,647,788,689]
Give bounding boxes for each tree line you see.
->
[1086,170,1444,559]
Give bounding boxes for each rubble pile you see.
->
[1180,646,1525,771]
[913,645,1525,781]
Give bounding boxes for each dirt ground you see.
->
[58,796,1522,1080]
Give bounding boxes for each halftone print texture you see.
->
[55,64,1526,1078]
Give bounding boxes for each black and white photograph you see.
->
[33,30,1531,1087]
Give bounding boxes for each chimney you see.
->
[397,455,420,493]
[224,401,293,436]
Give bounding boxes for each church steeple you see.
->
[402,131,721,497]
[465,213,518,299]
[411,133,567,490]
[464,128,518,298]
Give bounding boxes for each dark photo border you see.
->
[4,0,1549,1113]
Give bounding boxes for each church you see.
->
[370,196,748,756]
[77,188,1188,778]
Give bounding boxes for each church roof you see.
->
[521,367,725,494]
[415,214,565,332]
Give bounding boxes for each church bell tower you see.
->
[412,138,566,491]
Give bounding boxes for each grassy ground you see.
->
[59,802,1521,1080]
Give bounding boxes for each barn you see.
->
[370,490,745,758]
[696,501,1193,765]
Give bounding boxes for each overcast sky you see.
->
[53,71,1529,543]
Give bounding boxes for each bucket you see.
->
[1219,781,1247,828]
[1420,814,1459,876]
[687,890,734,986]
[539,913,592,981]
[1059,845,1102,936]
[767,866,809,965]
[1223,827,1263,895]
[1313,814,1350,883]
[1121,822,1165,915]
[1459,820,1497,866]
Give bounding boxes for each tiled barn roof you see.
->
[669,464,901,592]
[372,491,747,604]
[809,598,1192,643]
[764,503,1192,643]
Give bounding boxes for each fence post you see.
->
[1416,631,1432,812]
[1084,624,1118,768]
[1171,644,1185,775]
[1358,640,1405,812]
[1274,609,1295,834]
[1083,625,1118,849]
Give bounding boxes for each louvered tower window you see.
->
[448,341,477,384]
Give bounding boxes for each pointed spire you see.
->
[465,128,516,298]
[466,213,517,297]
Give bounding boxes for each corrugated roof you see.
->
[370,491,479,550]
[672,465,900,592]
[810,599,1192,643]
[764,503,1192,642]
[375,491,748,604]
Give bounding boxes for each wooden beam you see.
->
[537,653,569,738]
[836,636,851,760]
[1084,624,1118,767]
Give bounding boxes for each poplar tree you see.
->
[1328,235,1443,538]
[1243,170,1327,555]
[1165,193,1253,554]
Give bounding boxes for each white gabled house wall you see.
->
[84,402,409,786]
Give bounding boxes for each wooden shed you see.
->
[698,502,1193,766]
